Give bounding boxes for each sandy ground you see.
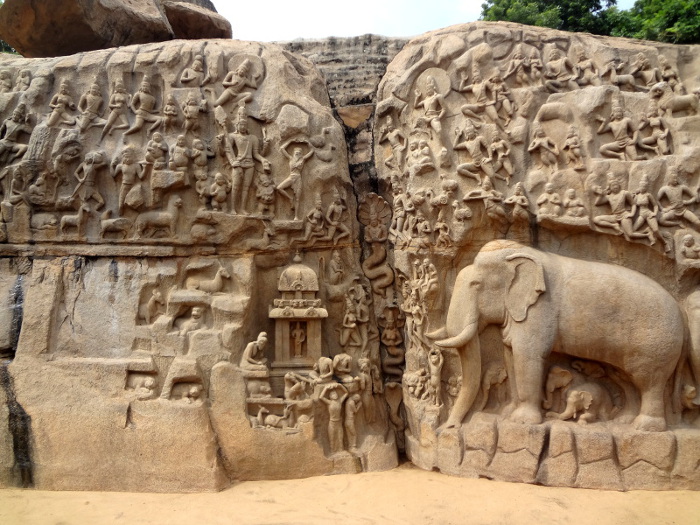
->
[1,463,700,525]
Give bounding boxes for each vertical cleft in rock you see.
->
[0,365,32,487]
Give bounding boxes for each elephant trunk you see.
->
[442,327,481,428]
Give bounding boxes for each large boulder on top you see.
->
[0,0,232,58]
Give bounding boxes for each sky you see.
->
[212,0,638,42]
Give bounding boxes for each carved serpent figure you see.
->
[359,193,395,297]
[362,241,394,297]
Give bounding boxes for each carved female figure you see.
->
[100,80,130,141]
[528,124,559,173]
[414,75,446,137]
[638,103,670,157]
[47,80,77,127]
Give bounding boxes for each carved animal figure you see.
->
[140,289,164,325]
[650,82,699,117]
[185,266,231,293]
[429,239,684,432]
[547,382,616,424]
[60,204,90,238]
[134,195,183,238]
[99,210,132,239]
[477,362,507,411]
[254,406,289,429]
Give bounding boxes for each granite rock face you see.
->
[0,0,232,58]
[1,21,700,493]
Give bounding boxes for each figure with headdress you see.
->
[77,81,105,133]
[180,54,206,86]
[528,122,559,173]
[454,119,495,185]
[0,103,31,165]
[214,58,258,107]
[596,99,639,161]
[414,75,446,138]
[100,79,130,141]
[216,106,270,214]
[47,79,77,127]
[123,76,160,139]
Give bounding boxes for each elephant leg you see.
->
[510,353,546,425]
[502,346,517,416]
[634,380,668,431]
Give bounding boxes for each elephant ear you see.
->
[505,253,546,322]
[580,391,594,411]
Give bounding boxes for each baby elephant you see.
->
[546,382,616,424]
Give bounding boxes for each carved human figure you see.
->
[77,83,105,133]
[528,124,559,173]
[182,92,207,133]
[536,183,562,218]
[320,384,348,455]
[629,52,661,89]
[681,234,700,260]
[180,55,206,86]
[192,139,213,206]
[179,306,205,336]
[277,141,312,221]
[329,250,344,285]
[596,102,639,161]
[325,189,351,245]
[152,94,179,133]
[214,58,258,107]
[14,70,31,92]
[427,347,444,407]
[414,75,446,139]
[562,189,585,218]
[464,178,508,226]
[657,171,700,229]
[0,103,31,165]
[505,182,530,223]
[562,126,584,169]
[638,104,670,157]
[658,55,683,93]
[489,135,513,185]
[100,80,130,141]
[489,75,514,126]
[72,150,107,209]
[291,322,306,358]
[47,79,77,127]
[217,108,270,214]
[301,198,327,244]
[379,115,407,170]
[355,357,375,422]
[503,45,531,87]
[169,135,192,177]
[112,147,144,214]
[529,49,543,83]
[210,172,231,212]
[145,132,168,170]
[453,120,495,185]
[344,394,362,452]
[255,170,275,216]
[240,332,269,371]
[632,175,670,249]
[123,78,160,138]
[592,178,635,239]
[459,63,502,130]
[573,46,600,87]
[0,70,13,93]
[406,137,435,177]
[544,49,578,93]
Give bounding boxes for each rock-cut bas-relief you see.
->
[0,40,396,492]
[375,22,700,490]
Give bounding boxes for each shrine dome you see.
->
[278,253,319,293]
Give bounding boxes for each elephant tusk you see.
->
[426,327,448,340]
[435,321,478,348]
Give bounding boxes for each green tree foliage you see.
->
[609,0,700,44]
[481,0,616,35]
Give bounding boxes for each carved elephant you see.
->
[428,240,684,432]
[546,382,615,424]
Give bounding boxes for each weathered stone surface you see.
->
[614,428,676,471]
[0,0,232,58]
[0,0,175,58]
[161,0,232,40]
[671,429,700,488]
